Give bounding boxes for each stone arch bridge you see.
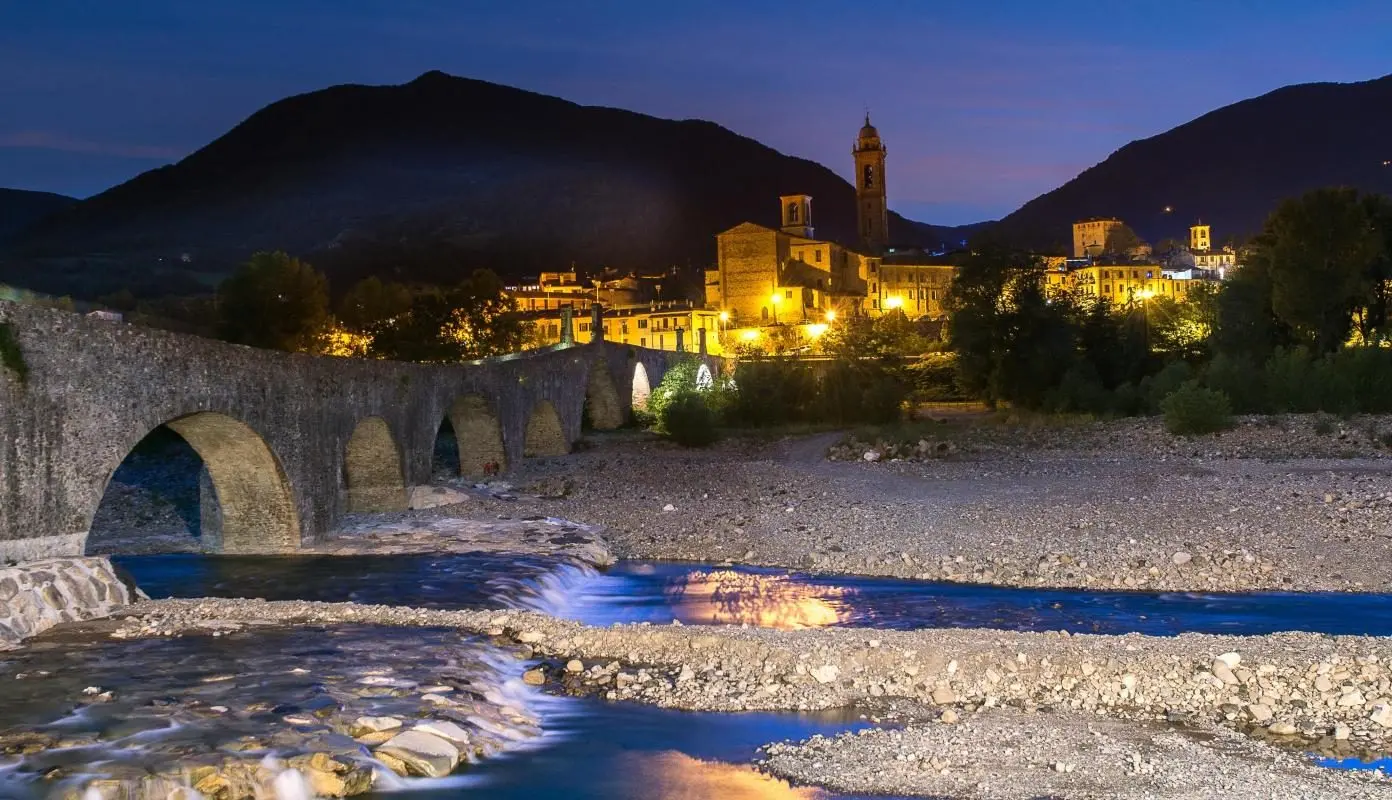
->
[0,301,719,562]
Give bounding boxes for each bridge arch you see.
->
[344,416,407,512]
[89,412,300,555]
[525,399,569,457]
[446,394,507,476]
[585,359,624,430]
[631,362,652,412]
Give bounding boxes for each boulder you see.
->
[407,485,470,510]
[375,730,461,777]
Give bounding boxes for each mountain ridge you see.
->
[1,72,969,298]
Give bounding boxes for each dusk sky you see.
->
[4,1,1391,225]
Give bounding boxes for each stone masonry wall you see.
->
[0,557,140,648]
[0,301,715,560]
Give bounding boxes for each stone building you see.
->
[1072,218,1124,258]
[854,114,890,253]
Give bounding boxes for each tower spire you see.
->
[854,114,888,254]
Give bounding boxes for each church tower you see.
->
[854,114,889,253]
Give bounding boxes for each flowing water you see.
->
[5,550,1390,797]
[119,553,1392,637]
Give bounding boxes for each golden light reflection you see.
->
[665,570,851,629]
[622,751,826,800]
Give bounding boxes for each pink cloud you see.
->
[0,130,182,160]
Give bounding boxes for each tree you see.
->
[338,277,412,339]
[823,309,932,359]
[1148,282,1220,360]
[1256,188,1382,353]
[366,270,525,362]
[216,251,330,352]
[1104,224,1144,258]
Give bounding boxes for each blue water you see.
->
[393,700,912,800]
[117,553,1392,637]
[1315,755,1392,773]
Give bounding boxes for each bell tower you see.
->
[854,114,889,253]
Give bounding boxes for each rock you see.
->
[939,709,959,724]
[522,669,547,686]
[931,686,957,705]
[1370,703,1392,728]
[1334,723,1352,740]
[517,630,546,643]
[1267,721,1297,735]
[1214,652,1241,669]
[862,451,881,462]
[407,485,469,510]
[1338,690,1366,707]
[565,660,584,673]
[677,665,696,682]
[1171,551,1192,566]
[375,730,461,778]
[1245,704,1273,722]
[662,504,676,512]
[1211,662,1239,686]
[414,720,472,748]
[810,665,840,684]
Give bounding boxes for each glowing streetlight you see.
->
[769,291,782,324]
[806,323,828,338]
[718,311,730,322]
[1137,289,1155,300]
[740,329,760,341]
[884,295,904,310]
[825,309,836,322]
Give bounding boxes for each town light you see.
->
[740,329,760,341]
[806,323,828,338]
[825,309,836,322]
[770,292,781,305]
[1137,289,1156,300]
[718,311,730,322]
[884,295,904,310]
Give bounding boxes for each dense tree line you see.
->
[947,188,1392,423]
[213,251,523,362]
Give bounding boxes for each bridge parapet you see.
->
[0,300,718,560]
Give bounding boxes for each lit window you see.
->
[815,250,822,262]
[638,319,648,329]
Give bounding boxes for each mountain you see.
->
[994,74,1392,251]
[0,189,76,241]
[0,71,967,298]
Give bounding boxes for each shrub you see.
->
[726,358,817,427]
[658,390,719,447]
[1160,381,1234,436]
[1047,362,1112,415]
[1202,353,1265,413]
[1141,360,1191,413]
[815,361,907,425]
[1263,347,1319,413]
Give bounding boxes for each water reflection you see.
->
[623,751,823,799]
[664,570,852,629]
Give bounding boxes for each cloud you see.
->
[0,130,182,160]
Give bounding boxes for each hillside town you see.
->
[507,117,1239,356]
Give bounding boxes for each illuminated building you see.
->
[853,114,889,253]
[1072,218,1124,258]
[520,301,726,355]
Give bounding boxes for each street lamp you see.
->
[769,291,781,324]
[884,295,904,311]
[718,310,729,348]
[825,309,836,323]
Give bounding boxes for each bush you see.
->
[1141,360,1191,413]
[1263,347,1319,413]
[658,390,719,447]
[1160,381,1234,435]
[726,358,817,427]
[1047,361,1112,415]
[1202,353,1265,413]
[815,361,907,425]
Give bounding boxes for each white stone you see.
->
[662,504,676,512]
[565,660,584,673]
[376,730,461,777]
[1214,652,1241,669]
[407,485,469,510]
[414,720,473,748]
[1370,703,1392,728]
[862,451,881,462]
[1171,551,1192,566]
[1267,721,1297,735]
[516,630,546,643]
[1211,662,1238,686]
[355,716,403,733]
[1338,690,1366,707]
[1334,723,1352,740]
[810,665,840,684]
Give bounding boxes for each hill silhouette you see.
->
[1,71,966,298]
[994,74,1392,251]
[0,188,76,241]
